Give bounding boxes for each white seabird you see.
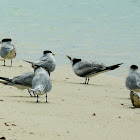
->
[23,50,56,73]
[67,55,123,84]
[126,65,140,92]
[0,38,16,66]
[126,65,140,107]
[29,66,52,102]
[0,72,34,96]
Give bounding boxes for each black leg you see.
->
[4,59,5,66]
[11,59,12,66]
[28,89,33,97]
[87,78,89,84]
[37,95,39,102]
[84,78,87,84]
[33,91,36,97]
[46,94,47,102]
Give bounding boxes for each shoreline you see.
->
[4,58,127,78]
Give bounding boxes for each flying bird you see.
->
[23,50,56,73]
[29,66,52,102]
[0,38,16,66]
[67,55,123,84]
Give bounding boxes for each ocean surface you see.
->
[0,0,139,76]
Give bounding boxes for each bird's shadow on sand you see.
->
[0,65,22,68]
[3,95,52,104]
[54,80,110,87]
[25,101,51,104]
[79,83,110,87]
[4,95,32,98]
[118,97,130,100]
[129,107,137,109]
[1,65,12,67]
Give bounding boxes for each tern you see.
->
[29,66,52,103]
[23,50,56,73]
[126,65,140,92]
[0,72,34,96]
[126,65,140,107]
[0,38,16,66]
[67,55,123,84]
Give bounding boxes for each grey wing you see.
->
[38,73,52,92]
[0,45,14,58]
[44,78,52,92]
[134,72,140,89]
[12,72,34,87]
[35,56,49,66]
[34,57,56,72]
[74,61,106,77]
[32,73,52,93]
[126,74,140,90]
[12,44,16,58]
[37,80,52,93]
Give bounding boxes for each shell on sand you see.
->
[130,91,140,108]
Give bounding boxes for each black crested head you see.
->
[43,50,52,55]
[72,58,82,66]
[130,65,138,70]
[1,38,12,42]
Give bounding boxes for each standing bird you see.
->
[0,38,16,66]
[126,65,140,107]
[126,65,140,92]
[29,66,52,103]
[0,72,34,96]
[23,50,56,73]
[67,55,123,84]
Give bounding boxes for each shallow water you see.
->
[0,0,139,76]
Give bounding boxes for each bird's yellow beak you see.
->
[0,42,1,44]
[66,55,71,60]
[52,53,55,56]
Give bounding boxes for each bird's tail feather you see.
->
[23,60,34,64]
[0,77,12,82]
[106,63,123,70]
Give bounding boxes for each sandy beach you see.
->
[0,59,139,140]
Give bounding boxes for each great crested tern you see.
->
[126,65,140,92]
[0,38,16,66]
[0,72,34,96]
[126,65,140,107]
[23,50,56,73]
[67,55,123,84]
[29,66,52,102]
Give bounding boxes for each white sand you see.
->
[0,60,139,140]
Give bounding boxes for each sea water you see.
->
[0,0,139,76]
